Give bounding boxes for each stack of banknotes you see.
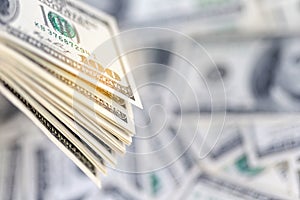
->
[0,0,142,187]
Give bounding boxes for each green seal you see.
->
[48,11,76,38]
[150,174,161,196]
[234,155,264,176]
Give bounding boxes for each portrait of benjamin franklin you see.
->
[252,37,300,112]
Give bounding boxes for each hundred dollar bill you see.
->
[173,166,292,200]
[180,116,295,197]
[221,155,293,197]
[0,45,128,149]
[121,0,268,35]
[3,66,117,165]
[0,67,109,170]
[0,10,136,136]
[0,52,130,153]
[175,113,300,167]
[242,115,300,166]
[0,73,104,187]
[0,0,142,108]
[167,35,300,114]
[8,43,135,134]
[201,122,244,172]
[170,114,249,175]
[0,42,131,144]
[170,114,238,165]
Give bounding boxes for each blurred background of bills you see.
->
[2,0,300,199]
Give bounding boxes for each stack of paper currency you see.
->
[0,0,142,187]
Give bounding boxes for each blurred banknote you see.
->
[166,36,300,114]
[173,167,292,200]
[120,0,269,36]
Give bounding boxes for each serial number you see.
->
[34,21,90,55]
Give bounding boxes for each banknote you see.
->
[167,35,300,114]
[9,44,135,133]
[0,59,116,166]
[173,167,292,200]
[0,0,142,108]
[0,72,104,187]
[0,19,135,135]
[121,0,268,36]
[175,115,294,197]
[0,120,146,199]
[222,154,264,178]
[242,115,300,166]
[5,126,100,200]
[200,122,244,171]
[3,59,126,154]
[4,67,118,165]
[170,114,238,164]
[220,155,293,197]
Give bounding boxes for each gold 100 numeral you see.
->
[79,55,121,82]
